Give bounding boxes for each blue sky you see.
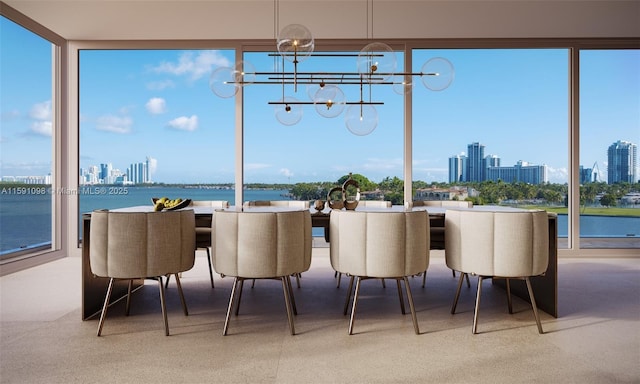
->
[2,16,639,184]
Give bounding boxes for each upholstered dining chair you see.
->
[413,200,473,208]
[413,200,473,287]
[185,200,229,288]
[89,209,196,336]
[330,210,430,335]
[356,200,392,208]
[243,200,310,209]
[243,200,310,288]
[445,209,549,334]
[211,209,312,335]
[334,198,393,288]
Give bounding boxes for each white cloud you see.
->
[146,97,166,114]
[167,115,198,131]
[31,121,52,137]
[96,115,133,134]
[25,101,53,136]
[147,157,158,175]
[29,101,51,121]
[279,168,294,178]
[152,51,231,81]
[546,166,568,184]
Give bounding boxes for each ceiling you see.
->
[2,0,640,41]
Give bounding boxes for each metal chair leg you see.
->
[337,272,342,288]
[206,248,214,288]
[97,278,115,336]
[156,277,170,336]
[281,277,296,335]
[451,272,465,314]
[348,276,362,335]
[125,279,133,316]
[472,276,485,334]
[223,277,239,336]
[343,275,354,315]
[235,278,245,316]
[506,278,513,314]
[403,276,420,334]
[422,269,427,288]
[452,270,470,288]
[174,273,188,316]
[286,275,297,316]
[396,278,406,315]
[526,277,544,334]
[295,273,301,288]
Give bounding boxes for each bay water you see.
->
[1,186,639,253]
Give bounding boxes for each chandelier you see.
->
[209,15,454,136]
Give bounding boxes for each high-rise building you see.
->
[485,154,500,170]
[145,156,153,183]
[448,154,467,183]
[486,161,548,184]
[467,142,485,182]
[579,166,593,184]
[607,140,637,184]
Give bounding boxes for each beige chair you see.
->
[413,200,473,208]
[356,200,392,208]
[413,200,473,287]
[243,200,310,209]
[89,209,196,336]
[243,200,310,287]
[330,210,430,335]
[188,200,229,288]
[445,209,549,334]
[212,209,312,335]
[333,200,393,287]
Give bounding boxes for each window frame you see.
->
[0,6,67,275]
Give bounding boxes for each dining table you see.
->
[81,205,558,320]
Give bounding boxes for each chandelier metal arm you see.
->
[268,101,384,105]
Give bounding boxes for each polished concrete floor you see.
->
[1,246,639,384]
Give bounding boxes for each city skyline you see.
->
[1,18,639,184]
[4,138,638,186]
[448,142,548,185]
[79,156,155,185]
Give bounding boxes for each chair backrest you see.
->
[413,200,473,208]
[445,209,549,277]
[329,210,429,278]
[191,200,230,208]
[89,210,196,279]
[243,200,310,209]
[357,200,392,208]
[212,210,312,278]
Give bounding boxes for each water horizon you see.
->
[1,186,639,254]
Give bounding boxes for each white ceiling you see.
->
[3,0,640,41]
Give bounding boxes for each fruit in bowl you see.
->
[152,197,191,211]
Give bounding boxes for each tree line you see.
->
[288,174,639,208]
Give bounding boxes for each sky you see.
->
[1,16,639,185]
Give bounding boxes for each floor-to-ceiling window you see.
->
[579,49,640,248]
[242,49,405,205]
[78,48,236,240]
[0,15,57,259]
[412,48,570,247]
